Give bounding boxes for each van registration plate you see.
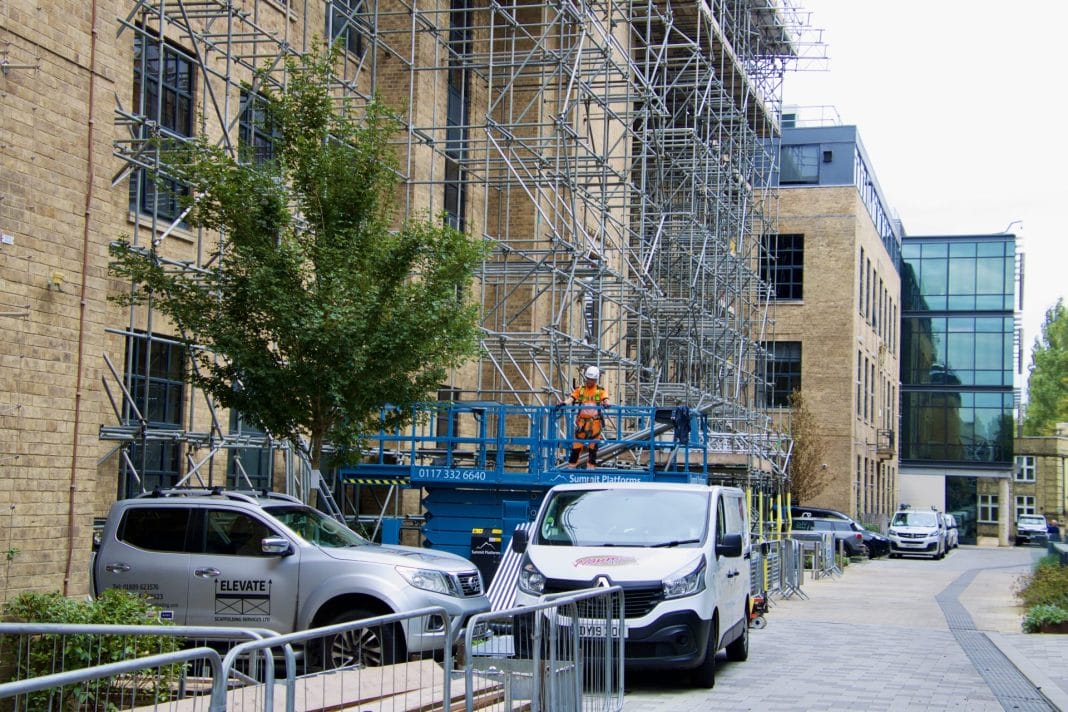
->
[575,620,625,638]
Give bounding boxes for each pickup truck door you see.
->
[184,508,300,633]
[92,506,193,623]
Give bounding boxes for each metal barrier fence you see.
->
[461,586,625,712]
[0,590,624,712]
[0,611,451,711]
[0,623,276,710]
[789,531,842,579]
[750,539,806,600]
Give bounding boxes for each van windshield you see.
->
[266,505,370,548]
[891,511,937,528]
[537,489,709,547]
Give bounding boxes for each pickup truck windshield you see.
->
[537,489,709,547]
[267,505,370,548]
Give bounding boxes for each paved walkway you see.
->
[622,545,1068,711]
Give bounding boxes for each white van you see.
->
[510,482,751,688]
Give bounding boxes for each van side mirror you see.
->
[511,528,528,554]
[718,532,743,558]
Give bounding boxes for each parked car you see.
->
[791,517,867,557]
[859,526,891,558]
[791,508,888,558]
[944,513,960,549]
[1015,514,1049,546]
[92,489,490,667]
[790,505,850,521]
[887,508,947,559]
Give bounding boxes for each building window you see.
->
[444,0,470,230]
[131,34,195,222]
[122,332,186,497]
[1015,455,1036,483]
[327,0,366,56]
[856,350,862,415]
[780,144,819,184]
[978,494,998,524]
[858,248,865,315]
[227,411,272,491]
[760,234,803,300]
[238,90,279,165]
[1014,495,1036,519]
[761,341,801,407]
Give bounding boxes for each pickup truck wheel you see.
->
[725,616,749,662]
[320,609,405,669]
[691,620,717,689]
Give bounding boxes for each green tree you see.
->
[786,389,831,503]
[110,46,486,469]
[1023,299,1068,435]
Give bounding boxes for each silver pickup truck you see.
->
[91,489,489,667]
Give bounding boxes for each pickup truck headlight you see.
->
[888,528,898,536]
[663,556,706,599]
[396,566,459,596]
[518,558,546,595]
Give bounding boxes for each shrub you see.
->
[1022,604,1068,633]
[2,589,182,709]
[1014,554,1068,609]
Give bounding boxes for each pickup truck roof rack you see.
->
[136,487,302,505]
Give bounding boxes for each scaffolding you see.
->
[103,0,824,512]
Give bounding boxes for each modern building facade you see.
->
[0,0,816,595]
[899,233,1021,544]
[766,121,901,526]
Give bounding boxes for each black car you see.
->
[791,507,889,559]
[859,526,890,558]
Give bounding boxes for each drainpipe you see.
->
[64,0,99,596]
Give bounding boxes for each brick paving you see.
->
[622,546,1068,711]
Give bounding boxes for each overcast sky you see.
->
[780,0,1067,392]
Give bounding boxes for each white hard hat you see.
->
[584,366,600,380]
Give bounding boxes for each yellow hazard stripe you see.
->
[341,478,409,485]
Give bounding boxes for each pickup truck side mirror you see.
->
[511,528,528,554]
[261,537,294,556]
[717,532,743,558]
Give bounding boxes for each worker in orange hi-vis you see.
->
[562,366,610,468]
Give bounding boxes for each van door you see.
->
[716,492,748,634]
[185,507,300,632]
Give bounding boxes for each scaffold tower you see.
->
[103,0,824,512]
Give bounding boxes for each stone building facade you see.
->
[766,123,901,525]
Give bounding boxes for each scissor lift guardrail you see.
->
[342,402,709,488]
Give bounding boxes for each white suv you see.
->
[91,489,489,666]
[888,508,947,559]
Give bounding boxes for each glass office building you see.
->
[899,234,1018,543]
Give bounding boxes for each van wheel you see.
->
[691,620,717,688]
[318,608,405,669]
[725,617,749,662]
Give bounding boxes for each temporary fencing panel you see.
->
[462,586,625,712]
[0,623,279,710]
[2,594,626,711]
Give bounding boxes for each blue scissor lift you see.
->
[338,402,712,570]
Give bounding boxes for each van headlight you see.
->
[396,566,459,596]
[518,558,546,595]
[663,557,706,599]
